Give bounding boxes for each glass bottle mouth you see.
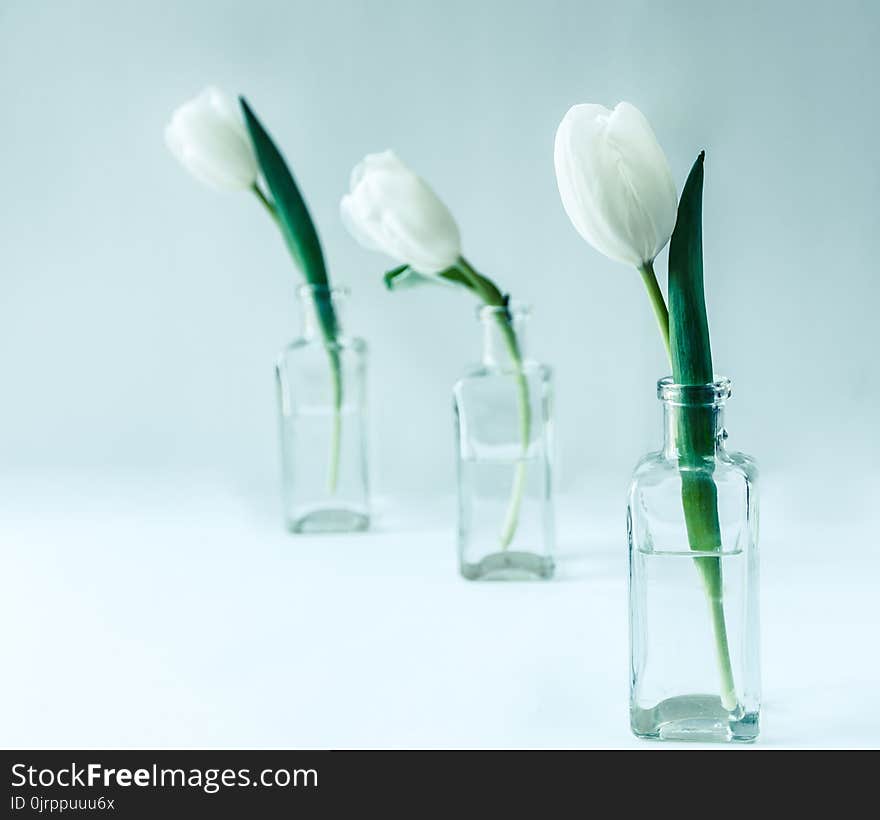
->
[657,376,731,406]
[296,283,349,301]
[477,301,530,322]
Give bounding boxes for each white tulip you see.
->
[554,102,678,268]
[165,87,258,191]
[340,150,461,275]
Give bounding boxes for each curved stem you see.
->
[251,183,278,223]
[639,260,671,358]
[685,480,738,711]
[455,256,505,306]
[457,257,531,550]
[498,337,531,550]
[327,349,342,494]
[707,583,738,711]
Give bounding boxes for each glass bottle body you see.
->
[453,305,554,581]
[628,378,760,742]
[276,286,369,533]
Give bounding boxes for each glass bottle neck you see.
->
[661,402,726,460]
[480,305,529,368]
[657,377,731,461]
[298,286,345,340]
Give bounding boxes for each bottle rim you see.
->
[477,301,531,321]
[657,376,731,406]
[296,283,349,300]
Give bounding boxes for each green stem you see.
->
[252,183,342,493]
[638,258,737,710]
[457,257,531,550]
[682,471,738,710]
[327,350,342,493]
[705,572,738,710]
[496,317,531,550]
[252,183,279,223]
[639,260,671,358]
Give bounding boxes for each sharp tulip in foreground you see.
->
[556,101,758,739]
[554,101,678,350]
[554,102,677,268]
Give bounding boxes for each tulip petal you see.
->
[341,151,462,274]
[606,102,678,262]
[554,101,678,267]
[165,87,258,191]
[340,193,382,252]
[555,104,642,265]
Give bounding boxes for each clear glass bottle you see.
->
[275,284,369,533]
[628,377,760,742]
[453,303,554,581]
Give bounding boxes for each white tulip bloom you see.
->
[554,102,678,268]
[165,87,258,191]
[340,151,461,275]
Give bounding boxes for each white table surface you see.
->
[2,471,878,750]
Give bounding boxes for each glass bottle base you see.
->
[286,507,370,535]
[630,695,759,743]
[460,550,554,581]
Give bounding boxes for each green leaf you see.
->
[668,151,712,386]
[668,153,722,542]
[383,265,411,289]
[668,151,718,464]
[240,97,337,345]
[383,264,476,292]
[667,152,719,528]
[240,97,342,488]
[240,98,327,286]
[666,152,736,704]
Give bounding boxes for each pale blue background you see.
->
[1,0,877,497]
[1,1,879,749]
